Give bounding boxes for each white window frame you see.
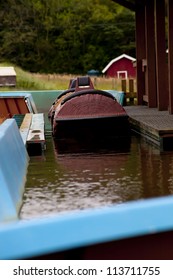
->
[117,71,128,79]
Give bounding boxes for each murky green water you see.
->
[20,134,173,220]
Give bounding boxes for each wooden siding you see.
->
[0,67,16,87]
[104,58,136,78]
[0,97,30,119]
[0,76,16,87]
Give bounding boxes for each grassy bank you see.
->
[0,63,133,91]
[0,63,58,90]
[32,73,124,91]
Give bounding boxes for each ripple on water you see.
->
[20,136,173,219]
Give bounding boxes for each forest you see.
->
[0,0,135,74]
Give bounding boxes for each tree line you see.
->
[0,0,135,74]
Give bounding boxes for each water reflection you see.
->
[20,135,173,220]
[139,139,173,198]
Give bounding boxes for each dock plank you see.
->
[125,106,173,151]
[27,113,45,149]
[19,113,32,145]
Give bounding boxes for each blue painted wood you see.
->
[1,195,173,259]
[0,119,29,223]
[105,90,125,105]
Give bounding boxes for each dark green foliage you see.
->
[0,0,135,73]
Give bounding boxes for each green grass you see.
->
[0,62,60,91]
[16,68,57,90]
[0,62,131,91]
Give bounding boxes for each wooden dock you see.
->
[20,113,45,155]
[125,106,173,151]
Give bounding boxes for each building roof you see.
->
[102,54,136,73]
[0,67,16,76]
[112,0,145,11]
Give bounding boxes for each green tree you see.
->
[0,0,135,73]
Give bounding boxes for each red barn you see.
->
[102,54,136,79]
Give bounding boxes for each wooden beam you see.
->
[168,0,173,114]
[112,0,146,11]
[111,0,136,11]
[27,113,45,146]
[20,113,32,145]
[155,0,168,111]
[135,4,146,105]
[145,0,157,108]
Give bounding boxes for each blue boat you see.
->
[1,195,173,259]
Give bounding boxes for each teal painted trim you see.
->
[105,90,125,105]
[0,92,38,113]
[0,90,124,110]
[1,195,173,259]
[13,115,25,128]
[0,91,62,113]
[0,91,63,131]
[0,119,29,223]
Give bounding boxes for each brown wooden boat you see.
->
[48,76,130,152]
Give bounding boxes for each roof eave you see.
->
[102,54,136,73]
[112,0,136,11]
[112,0,146,12]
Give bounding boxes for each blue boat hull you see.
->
[1,195,173,260]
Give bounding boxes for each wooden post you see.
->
[155,0,168,111]
[145,0,157,108]
[129,79,134,94]
[168,0,173,114]
[94,77,97,87]
[121,79,127,93]
[135,3,146,105]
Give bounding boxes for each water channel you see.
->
[18,91,173,220]
[20,133,173,220]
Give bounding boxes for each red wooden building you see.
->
[112,0,173,113]
[102,54,136,79]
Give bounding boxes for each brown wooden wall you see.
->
[0,97,30,119]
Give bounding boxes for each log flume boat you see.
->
[48,76,130,152]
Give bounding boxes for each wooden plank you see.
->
[15,98,30,114]
[129,79,134,93]
[0,98,10,118]
[125,92,136,98]
[112,0,136,11]
[168,0,173,114]
[0,117,5,124]
[121,79,127,92]
[143,95,148,103]
[135,3,146,105]
[126,106,173,150]
[0,97,31,119]
[27,113,45,145]
[19,113,32,145]
[145,0,157,108]
[155,0,168,110]
[6,98,19,116]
